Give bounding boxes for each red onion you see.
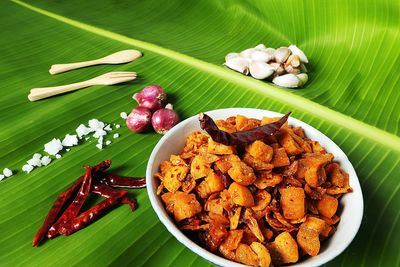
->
[126,107,152,133]
[151,104,180,135]
[133,85,167,111]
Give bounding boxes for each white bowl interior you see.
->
[146,108,363,267]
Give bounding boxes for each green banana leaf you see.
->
[1,0,399,266]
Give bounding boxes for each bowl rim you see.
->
[146,108,364,267]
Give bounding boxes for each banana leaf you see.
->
[0,0,399,266]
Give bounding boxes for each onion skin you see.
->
[151,104,180,135]
[133,85,167,111]
[126,107,152,133]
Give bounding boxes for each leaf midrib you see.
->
[11,0,400,152]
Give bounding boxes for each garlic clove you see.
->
[224,57,249,75]
[286,55,300,67]
[225,52,240,62]
[288,45,308,63]
[297,73,308,86]
[239,48,257,59]
[274,47,291,63]
[272,74,301,88]
[265,48,276,55]
[255,44,266,50]
[269,62,285,76]
[284,65,301,74]
[250,50,273,62]
[249,62,275,79]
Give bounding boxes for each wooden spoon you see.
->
[49,50,142,75]
[28,71,137,101]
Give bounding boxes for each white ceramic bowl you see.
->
[146,108,363,267]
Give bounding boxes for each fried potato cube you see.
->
[250,242,272,267]
[254,171,283,189]
[235,243,259,266]
[246,140,274,163]
[160,160,173,175]
[297,223,320,256]
[228,161,256,186]
[161,192,175,213]
[295,158,307,179]
[204,198,224,215]
[279,187,305,220]
[163,165,189,192]
[317,194,338,218]
[278,132,304,156]
[271,231,299,264]
[303,216,326,233]
[252,190,271,211]
[228,182,254,207]
[190,155,211,179]
[326,162,347,188]
[304,153,334,187]
[208,138,236,155]
[271,146,290,167]
[196,171,226,198]
[261,117,289,128]
[215,119,237,133]
[236,115,261,131]
[292,126,305,138]
[171,191,202,222]
[219,230,243,260]
[308,140,325,153]
[242,153,274,171]
[214,154,241,173]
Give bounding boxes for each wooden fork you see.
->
[28,71,137,101]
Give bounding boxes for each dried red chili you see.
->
[92,182,137,210]
[99,173,146,189]
[47,167,93,239]
[32,160,111,246]
[58,190,127,236]
[199,112,291,146]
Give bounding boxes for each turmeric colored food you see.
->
[155,114,352,266]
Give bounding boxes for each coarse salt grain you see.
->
[104,124,112,131]
[62,134,78,147]
[96,143,103,150]
[3,168,13,177]
[22,164,34,174]
[41,156,51,166]
[88,119,105,131]
[66,148,70,152]
[105,140,111,145]
[0,174,5,181]
[76,124,91,139]
[113,133,120,139]
[120,112,128,120]
[44,138,63,156]
[55,154,62,159]
[115,124,121,129]
[93,129,107,138]
[27,157,42,167]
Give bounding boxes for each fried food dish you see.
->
[156,114,352,266]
